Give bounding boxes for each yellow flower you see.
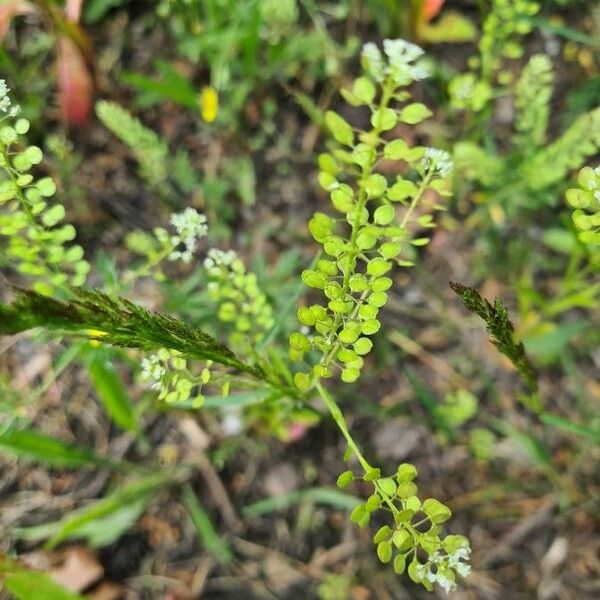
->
[200,86,218,123]
[87,329,107,347]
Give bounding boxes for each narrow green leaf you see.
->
[242,487,361,518]
[523,321,588,365]
[84,0,126,24]
[45,473,167,548]
[86,351,137,432]
[182,483,232,564]
[495,421,554,471]
[0,429,106,468]
[121,66,199,110]
[540,413,600,443]
[3,571,85,600]
[12,497,150,548]
[202,390,268,408]
[525,15,600,46]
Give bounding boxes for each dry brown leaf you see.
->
[51,546,103,593]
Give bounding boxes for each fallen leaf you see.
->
[51,546,103,593]
[264,463,300,498]
[88,582,123,600]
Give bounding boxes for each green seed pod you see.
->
[373,525,392,544]
[377,541,393,563]
[336,470,355,489]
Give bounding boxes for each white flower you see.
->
[0,80,15,115]
[383,39,424,64]
[141,355,165,389]
[170,207,208,239]
[423,147,453,178]
[454,561,471,578]
[416,563,428,579]
[361,39,430,86]
[436,572,457,593]
[168,208,208,263]
[426,571,438,583]
[361,42,386,82]
[383,38,429,85]
[449,547,471,564]
[203,248,238,275]
[447,544,472,579]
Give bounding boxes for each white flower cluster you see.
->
[361,42,386,82]
[417,545,471,593]
[384,39,430,84]
[0,80,21,117]
[168,208,208,263]
[361,39,429,85]
[140,349,208,407]
[423,147,454,178]
[203,248,239,277]
[448,546,472,578]
[140,354,166,389]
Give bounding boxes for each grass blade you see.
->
[182,483,233,565]
[45,473,168,549]
[0,429,108,468]
[3,571,85,600]
[86,350,138,432]
[540,413,600,443]
[242,487,361,518]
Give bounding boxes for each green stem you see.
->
[121,243,175,288]
[339,79,395,295]
[309,80,396,378]
[315,380,371,472]
[315,380,419,532]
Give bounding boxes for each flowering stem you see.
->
[315,380,419,531]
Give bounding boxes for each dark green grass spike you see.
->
[450,281,538,394]
[0,287,261,378]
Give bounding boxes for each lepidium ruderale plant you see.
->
[290,40,471,592]
[0,41,471,593]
